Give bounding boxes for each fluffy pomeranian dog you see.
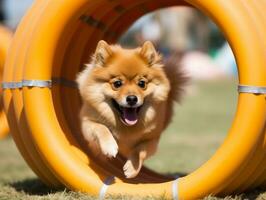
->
[77,40,187,178]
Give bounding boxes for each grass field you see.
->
[0,79,265,200]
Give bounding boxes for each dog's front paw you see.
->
[99,137,118,158]
[123,159,140,178]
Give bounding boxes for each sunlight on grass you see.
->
[145,79,238,174]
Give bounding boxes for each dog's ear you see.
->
[140,41,161,66]
[93,40,112,66]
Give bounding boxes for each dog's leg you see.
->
[81,119,118,158]
[123,137,159,178]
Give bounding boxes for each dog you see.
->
[77,40,187,178]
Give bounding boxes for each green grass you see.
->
[0,79,265,200]
[146,79,238,173]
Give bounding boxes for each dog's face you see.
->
[77,40,170,127]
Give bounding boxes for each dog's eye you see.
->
[138,80,146,89]
[113,80,122,88]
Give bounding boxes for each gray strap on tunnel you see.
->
[22,80,52,88]
[99,176,115,200]
[172,178,179,200]
[238,85,266,94]
[1,81,23,89]
[1,78,77,89]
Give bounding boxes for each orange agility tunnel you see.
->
[2,0,266,199]
[0,25,12,139]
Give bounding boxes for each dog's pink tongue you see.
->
[122,108,138,126]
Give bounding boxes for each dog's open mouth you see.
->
[112,99,141,126]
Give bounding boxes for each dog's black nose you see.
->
[126,95,138,106]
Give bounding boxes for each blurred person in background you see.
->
[159,7,211,53]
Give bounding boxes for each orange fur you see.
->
[77,40,187,178]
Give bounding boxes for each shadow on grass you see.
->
[9,178,63,196]
[239,188,266,200]
[166,172,187,178]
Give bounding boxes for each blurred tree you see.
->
[208,21,225,57]
[0,0,5,22]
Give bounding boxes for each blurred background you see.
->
[0,0,239,194]
[0,0,237,80]
[119,7,238,79]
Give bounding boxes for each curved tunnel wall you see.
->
[0,25,12,139]
[2,0,266,199]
